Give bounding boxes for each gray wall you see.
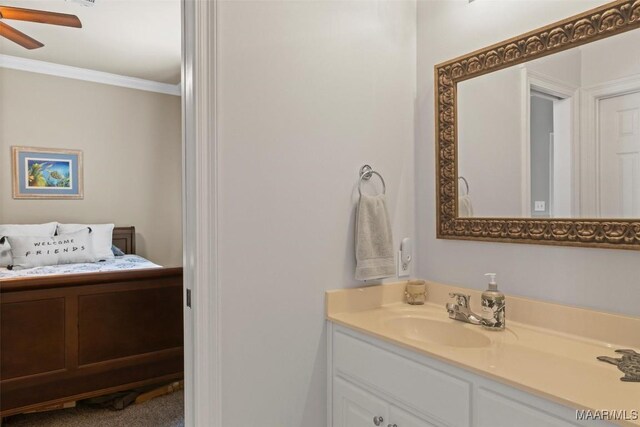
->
[457,68,523,217]
[216,1,417,426]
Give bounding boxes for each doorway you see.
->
[529,89,573,218]
[0,0,187,424]
[521,69,578,218]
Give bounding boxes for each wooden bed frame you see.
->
[0,227,184,417]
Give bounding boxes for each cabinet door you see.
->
[475,387,580,427]
[333,377,389,427]
[390,405,439,427]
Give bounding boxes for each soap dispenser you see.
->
[481,273,505,330]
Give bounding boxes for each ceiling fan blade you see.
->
[0,6,81,28]
[0,21,44,49]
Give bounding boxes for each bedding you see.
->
[57,223,115,261]
[0,255,161,280]
[0,222,58,267]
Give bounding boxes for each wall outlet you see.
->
[534,201,546,212]
[398,251,410,277]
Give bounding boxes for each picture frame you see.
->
[12,146,84,200]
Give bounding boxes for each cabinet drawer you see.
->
[390,405,440,427]
[333,330,471,426]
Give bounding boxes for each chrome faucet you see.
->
[446,293,482,325]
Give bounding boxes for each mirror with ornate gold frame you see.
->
[435,0,640,249]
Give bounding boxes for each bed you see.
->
[0,227,184,417]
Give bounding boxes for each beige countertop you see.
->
[326,281,640,427]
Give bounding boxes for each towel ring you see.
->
[358,165,386,195]
[458,176,469,195]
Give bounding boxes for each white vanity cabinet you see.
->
[328,324,614,427]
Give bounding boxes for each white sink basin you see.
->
[383,315,492,348]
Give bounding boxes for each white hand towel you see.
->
[355,193,395,281]
[458,194,474,217]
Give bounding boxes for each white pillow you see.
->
[4,228,98,270]
[0,222,58,267]
[57,223,115,261]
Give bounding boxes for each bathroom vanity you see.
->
[328,3,640,426]
[326,282,640,427]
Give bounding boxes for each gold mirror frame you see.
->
[435,0,640,250]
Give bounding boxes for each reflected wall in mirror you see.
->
[458,30,640,219]
[435,0,640,249]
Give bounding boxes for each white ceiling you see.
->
[0,0,181,84]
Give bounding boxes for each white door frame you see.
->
[182,0,221,426]
[580,73,640,218]
[520,68,579,217]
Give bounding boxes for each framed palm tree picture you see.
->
[12,147,83,199]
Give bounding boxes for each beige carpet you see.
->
[3,391,184,427]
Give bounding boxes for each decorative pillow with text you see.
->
[2,228,98,270]
[0,222,58,267]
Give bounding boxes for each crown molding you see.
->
[0,54,180,96]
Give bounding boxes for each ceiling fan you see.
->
[0,5,81,50]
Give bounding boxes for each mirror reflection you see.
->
[458,29,640,219]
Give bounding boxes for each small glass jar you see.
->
[405,280,427,305]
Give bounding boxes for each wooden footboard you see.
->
[0,267,184,416]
